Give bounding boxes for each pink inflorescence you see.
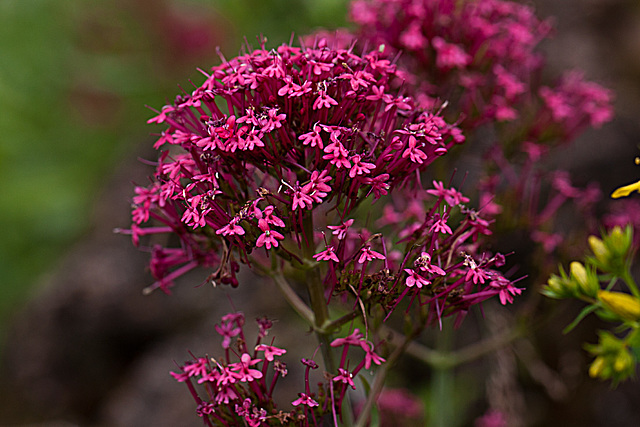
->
[123,38,465,294]
[349,0,612,137]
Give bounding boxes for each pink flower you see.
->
[404,269,430,289]
[415,252,446,276]
[430,213,453,235]
[333,368,356,389]
[255,344,286,362]
[426,181,470,206]
[216,217,245,236]
[432,37,471,70]
[331,328,364,347]
[313,90,339,110]
[328,219,354,240]
[292,393,319,407]
[360,341,386,369]
[349,154,376,178]
[402,135,428,164]
[313,246,340,262]
[292,189,314,211]
[261,205,285,227]
[298,125,324,148]
[358,246,386,264]
[256,219,284,250]
[230,353,263,382]
[183,357,209,377]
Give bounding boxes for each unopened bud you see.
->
[614,349,634,373]
[570,262,597,297]
[598,290,640,322]
[588,235,610,266]
[589,356,606,378]
[608,226,632,258]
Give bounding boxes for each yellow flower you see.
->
[611,180,640,198]
[611,157,640,198]
[598,290,640,321]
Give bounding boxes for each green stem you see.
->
[271,272,315,326]
[301,212,354,426]
[621,269,640,299]
[430,322,454,427]
[354,328,415,427]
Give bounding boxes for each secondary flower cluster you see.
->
[343,0,613,260]
[171,312,386,425]
[349,0,612,137]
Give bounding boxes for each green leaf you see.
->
[563,304,599,334]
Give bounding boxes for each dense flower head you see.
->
[125,38,464,294]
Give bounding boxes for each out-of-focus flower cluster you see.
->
[345,0,614,262]
[349,0,612,135]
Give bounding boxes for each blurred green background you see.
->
[0,0,348,334]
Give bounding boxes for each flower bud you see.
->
[598,290,640,322]
[613,349,634,373]
[570,262,598,297]
[588,235,610,266]
[543,273,575,298]
[589,356,606,378]
[608,226,632,259]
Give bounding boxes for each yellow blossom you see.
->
[611,180,640,198]
[598,290,640,321]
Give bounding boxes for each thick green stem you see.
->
[430,322,455,427]
[301,212,353,426]
[271,272,315,326]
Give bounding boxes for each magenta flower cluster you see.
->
[121,0,617,424]
[349,0,612,136]
[127,40,466,294]
[171,312,385,426]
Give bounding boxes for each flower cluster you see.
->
[123,34,521,424]
[171,312,386,425]
[315,180,521,328]
[349,0,612,136]
[123,38,466,294]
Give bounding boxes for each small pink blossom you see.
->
[349,154,376,178]
[360,341,386,369]
[404,268,430,289]
[313,246,340,262]
[313,90,338,110]
[331,328,364,347]
[328,219,354,240]
[255,344,286,362]
[358,246,386,264]
[333,368,356,389]
[256,219,284,249]
[216,217,245,236]
[230,353,263,382]
[292,393,319,407]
